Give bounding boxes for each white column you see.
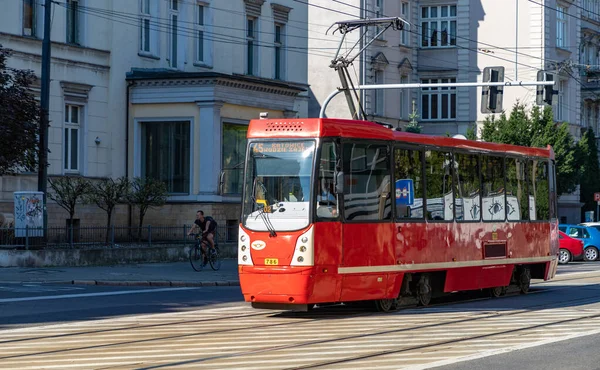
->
[197,101,224,195]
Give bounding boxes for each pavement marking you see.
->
[0,287,198,304]
[406,328,600,370]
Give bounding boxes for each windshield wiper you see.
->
[252,195,277,237]
[251,179,277,237]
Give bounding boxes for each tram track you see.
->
[131,276,600,369]
[284,310,600,370]
[0,275,600,369]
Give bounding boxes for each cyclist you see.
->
[187,210,217,258]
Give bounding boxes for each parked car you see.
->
[579,222,600,232]
[558,230,584,264]
[558,224,600,261]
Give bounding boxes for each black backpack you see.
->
[206,216,217,231]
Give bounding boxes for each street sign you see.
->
[595,192,600,202]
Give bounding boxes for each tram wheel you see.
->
[518,267,531,294]
[374,298,397,312]
[417,274,432,306]
[491,286,507,298]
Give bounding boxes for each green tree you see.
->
[465,124,477,140]
[88,177,130,243]
[577,128,600,220]
[48,176,91,226]
[405,100,422,134]
[0,45,40,175]
[481,102,579,196]
[127,177,168,239]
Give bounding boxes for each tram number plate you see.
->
[265,258,279,265]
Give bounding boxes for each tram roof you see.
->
[247,118,555,159]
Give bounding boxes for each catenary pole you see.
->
[38,0,52,234]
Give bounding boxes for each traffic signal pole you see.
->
[319,80,556,119]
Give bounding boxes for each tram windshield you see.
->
[242,140,315,231]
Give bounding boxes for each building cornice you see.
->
[127,70,307,97]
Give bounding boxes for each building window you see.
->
[556,5,567,48]
[374,70,384,115]
[196,3,206,63]
[64,104,81,172]
[140,0,151,53]
[400,2,409,46]
[274,23,284,80]
[399,75,409,119]
[375,0,384,40]
[23,0,37,37]
[421,78,456,120]
[247,17,258,75]
[421,5,456,48]
[66,0,80,45]
[556,80,565,121]
[169,0,179,68]
[222,123,248,195]
[141,121,191,194]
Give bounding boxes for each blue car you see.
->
[559,224,600,261]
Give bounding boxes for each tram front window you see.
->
[242,140,315,231]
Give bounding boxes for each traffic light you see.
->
[536,71,556,106]
[481,66,505,113]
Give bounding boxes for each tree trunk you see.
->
[105,208,113,245]
[137,208,145,242]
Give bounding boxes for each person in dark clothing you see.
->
[187,210,217,254]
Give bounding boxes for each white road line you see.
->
[0,287,197,303]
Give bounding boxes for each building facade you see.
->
[0,0,309,231]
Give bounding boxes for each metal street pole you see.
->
[38,0,52,235]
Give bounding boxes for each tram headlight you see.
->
[291,226,314,267]
[238,227,253,266]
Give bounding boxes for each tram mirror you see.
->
[335,171,344,194]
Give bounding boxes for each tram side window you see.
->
[505,157,528,221]
[425,150,453,221]
[453,153,481,221]
[481,155,505,221]
[530,159,550,220]
[343,143,392,221]
[394,148,424,219]
[316,141,339,220]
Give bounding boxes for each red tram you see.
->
[237,118,559,311]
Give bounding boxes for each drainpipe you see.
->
[125,80,134,229]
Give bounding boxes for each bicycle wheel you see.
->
[189,244,205,272]
[209,245,222,271]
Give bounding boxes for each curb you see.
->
[64,280,240,287]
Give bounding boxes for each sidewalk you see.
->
[0,259,240,287]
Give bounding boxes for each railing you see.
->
[0,224,238,250]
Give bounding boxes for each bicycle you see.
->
[189,232,222,271]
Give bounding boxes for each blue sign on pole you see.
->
[395,179,414,206]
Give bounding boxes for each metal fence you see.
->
[0,224,238,250]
